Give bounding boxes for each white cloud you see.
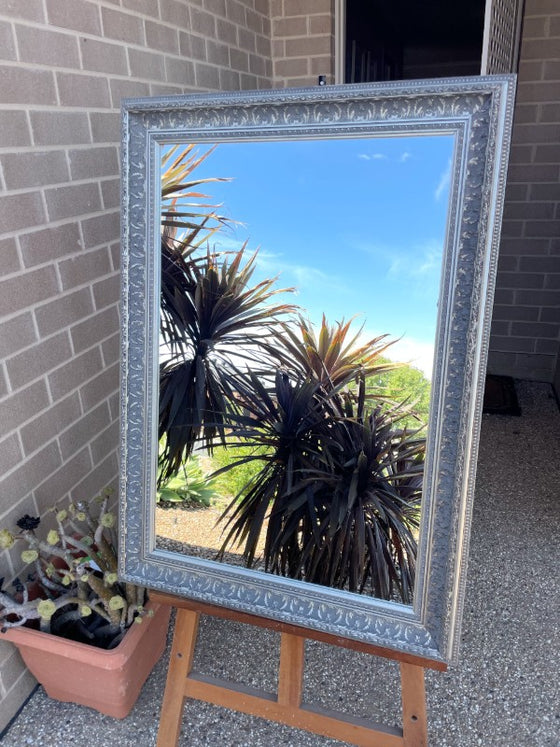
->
[434,159,451,202]
[399,151,412,163]
[358,153,388,161]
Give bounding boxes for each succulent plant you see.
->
[0,489,148,649]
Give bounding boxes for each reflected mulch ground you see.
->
[155,502,267,569]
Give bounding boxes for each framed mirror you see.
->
[120,77,515,665]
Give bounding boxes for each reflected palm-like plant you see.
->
[159,247,295,484]
[215,318,425,604]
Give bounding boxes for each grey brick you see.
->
[71,452,118,505]
[122,0,159,15]
[70,306,119,354]
[513,123,560,145]
[58,247,112,291]
[489,335,535,353]
[57,72,111,108]
[31,111,91,146]
[504,183,528,202]
[544,274,560,289]
[215,19,237,47]
[515,289,560,305]
[2,150,69,191]
[0,365,7,398]
[69,146,118,180]
[19,222,82,268]
[0,192,45,233]
[541,307,560,323]
[0,380,50,437]
[0,266,58,318]
[493,288,515,305]
[45,182,102,222]
[219,67,241,91]
[90,418,119,464]
[6,332,73,390]
[145,20,179,53]
[109,79,150,107]
[535,338,559,355]
[195,61,220,89]
[0,0,45,22]
[58,401,111,461]
[34,447,92,514]
[166,57,196,85]
[238,27,257,54]
[226,0,246,26]
[102,332,120,366]
[80,210,120,249]
[530,183,560,202]
[128,48,166,80]
[492,305,539,322]
[230,48,249,72]
[93,273,120,309]
[285,35,331,57]
[90,112,121,144]
[101,178,120,210]
[511,321,559,338]
[35,288,95,337]
[79,37,128,75]
[0,442,61,509]
[507,163,560,183]
[15,23,79,67]
[46,0,101,35]
[519,256,560,273]
[518,60,544,83]
[109,242,120,271]
[520,38,560,61]
[499,237,551,256]
[203,0,226,16]
[524,220,560,238]
[534,143,560,162]
[205,39,231,67]
[503,202,556,221]
[162,1,191,27]
[0,237,21,277]
[20,392,81,456]
[0,433,23,477]
[191,7,216,36]
[0,65,56,105]
[543,60,560,80]
[0,20,16,60]
[79,361,119,411]
[540,102,560,122]
[0,110,31,147]
[48,346,103,402]
[101,7,144,45]
[0,312,37,359]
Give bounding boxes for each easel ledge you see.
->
[151,591,447,747]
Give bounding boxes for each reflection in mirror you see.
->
[156,135,454,605]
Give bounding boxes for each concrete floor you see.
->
[2,381,559,746]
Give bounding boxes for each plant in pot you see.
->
[0,490,171,718]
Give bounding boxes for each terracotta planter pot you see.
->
[3,600,171,719]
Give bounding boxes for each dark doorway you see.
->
[345,0,486,83]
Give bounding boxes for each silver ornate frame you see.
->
[120,77,515,665]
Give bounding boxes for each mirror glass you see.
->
[155,134,454,606]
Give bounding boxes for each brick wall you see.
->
[270,0,334,87]
[0,0,272,730]
[488,0,560,382]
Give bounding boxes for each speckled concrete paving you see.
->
[2,381,559,747]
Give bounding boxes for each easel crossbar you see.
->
[184,671,404,747]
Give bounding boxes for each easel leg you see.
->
[157,609,200,747]
[277,633,305,707]
[400,662,428,747]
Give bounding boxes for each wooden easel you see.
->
[152,592,446,747]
